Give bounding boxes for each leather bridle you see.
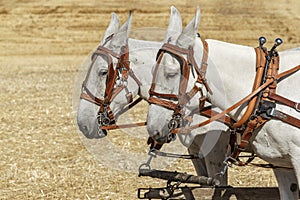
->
[148,39,214,135]
[80,36,146,131]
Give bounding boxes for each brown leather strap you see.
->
[80,93,103,106]
[148,97,178,111]
[199,106,233,126]
[191,40,212,95]
[149,90,179,101]
[129,69,142,87]
[180,85,200,106]
[232,63,300,160]
[277,64,300,79]
[116,97,144,117]
[81,85,104,106]
[231,116,266,161]
[269,92,300,111]
[101,122,147,130]
[201,40,209,75]
[272,110,300,129]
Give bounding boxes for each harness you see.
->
[149,40,232,135]
[148,36,300,166]
[80,35,146,132]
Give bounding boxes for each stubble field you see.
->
[0,0,299,199]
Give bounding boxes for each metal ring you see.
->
[138,163,151,171]
[295,102,300,112]
[168,119,179,130]
[101,116,111,126]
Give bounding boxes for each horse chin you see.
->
[78,122,107,139]
[147,136,164,150]
[155,136,169,144]
[148,132,176,149]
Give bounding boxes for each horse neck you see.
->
[204,39,256,115]
[128,38,162,99]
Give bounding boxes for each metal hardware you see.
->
[150,148,200,159]
[259,100,276,119]
[269,109,287,120]
[168,114,183,130]
[295,102,300,112]
[138,150,156,172]
[269,38,283,56]
[97,108,111,126]
[259,36,266,48]
[221,156,233,175]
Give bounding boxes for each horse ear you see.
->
[101,12,120,45]
[109,11,132,51]
[177,6,201,48]
[164,6,182,44]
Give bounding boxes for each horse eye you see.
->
[99,69,108,76]
[167,73,177,79]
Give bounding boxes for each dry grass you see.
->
[0,0,299,199]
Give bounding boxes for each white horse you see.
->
[76,10,230,184]
[77,12,160,138]
[146,6,300,200]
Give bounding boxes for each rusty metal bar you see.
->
[138,169,215,186]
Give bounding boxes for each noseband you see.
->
[80,36,145,131]
[148,39,211,132]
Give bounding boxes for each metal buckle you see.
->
[97,108,112,126]
[168,114,183,130]
[295,102,300,112]
[214,156,234,179]
[269,109,287,120]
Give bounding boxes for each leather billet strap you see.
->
[149,40,210,117]
[269,93,300,111]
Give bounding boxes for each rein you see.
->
[80,36,146,131]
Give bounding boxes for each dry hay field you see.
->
[0,0,299,199]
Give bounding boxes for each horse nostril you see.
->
[152,131,161,140]
[78,124,88,134]
[82,125,88,132]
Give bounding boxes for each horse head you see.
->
[77,12,132,139]
[147,6,208,145]
[77,12,162,139]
